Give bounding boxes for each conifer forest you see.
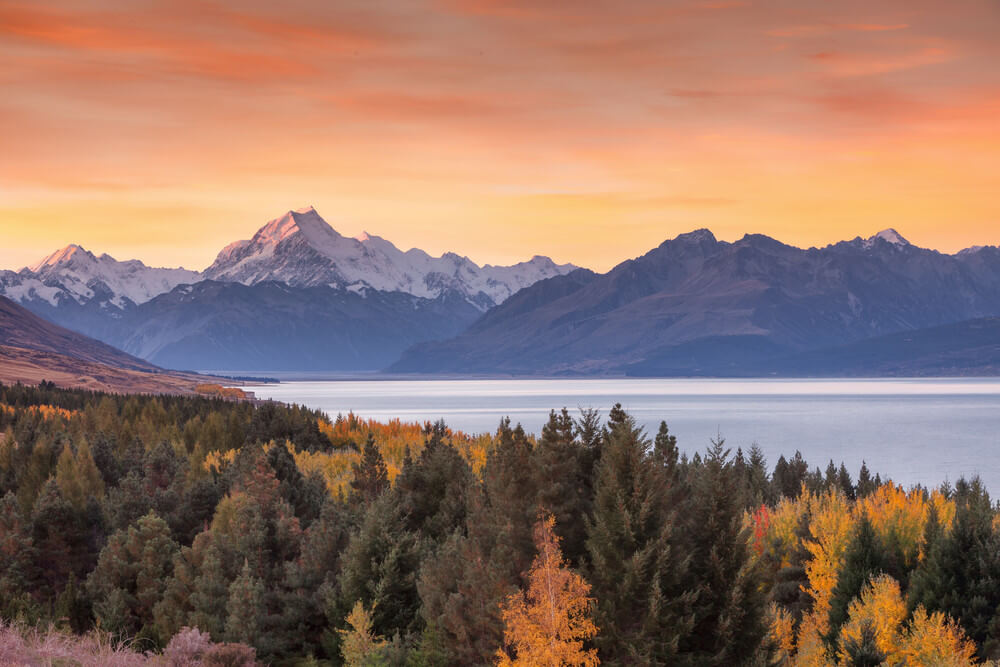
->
[0,382,997,666]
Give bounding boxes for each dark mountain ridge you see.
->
[391,229,1000,375]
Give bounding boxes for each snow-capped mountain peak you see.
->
[204,207,578,308]
[7,244,200,309]
[27,244,92,272]
[864,228,910,249]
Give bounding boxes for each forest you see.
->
[0,381,997,666]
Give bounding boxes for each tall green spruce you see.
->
[584,408,694,664]
[678,437,768,664]
[417,418,540,665]
[908,478,1000,659]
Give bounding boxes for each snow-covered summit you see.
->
[863,229,911,249]
[4,244,200,309]
[203,207,578,309]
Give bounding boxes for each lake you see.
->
[240,378,1000,494]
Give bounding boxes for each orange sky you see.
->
[1,0,998,272]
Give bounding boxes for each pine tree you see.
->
[585,411,693,663]
[745,444,772,507]
[189,536,232,638]
[841,619,887,667]
[838,463,856,500]
[0,491,39,620]
[334,493,422,641]
[496,514,598,667]
[679,437,768,663]
[87,511,179,639]
[416,418,542,664]
[226,559,266,646]
[32,479,88,599]
[772,451,809,499]
[857,461,876,498]
[54,574,91,633]
[533,409,590,565]
[350,433,389,505]
[907,478,1000,657]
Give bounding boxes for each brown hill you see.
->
[0,295,229,394]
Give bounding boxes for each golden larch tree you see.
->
[496,513,599,667]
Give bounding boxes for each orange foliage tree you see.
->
[496,514,599,667]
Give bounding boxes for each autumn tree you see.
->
[339,600,388,666]
[496,514,598,667]
[826,516,890,646]
[837,574,905,661]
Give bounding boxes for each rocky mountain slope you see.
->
[391,229,1000,375]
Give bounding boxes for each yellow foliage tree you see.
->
[896,607,977,667]
[837,574,906,661]
[796,487,854,658]
[496,514,599,667]
[339,600,387,667]
[767,602,796,664]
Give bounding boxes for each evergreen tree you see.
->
[841,619,887,666]
[857,461,876,498]
[772,451,809,499]
[533,409,591,565]
[55,442,85,510]
[679,438,768,664]
[32,479,89,599]
[838,463,856,501]
[226,559,266,646]
[87,511,179,640]
[417,418,543,664]
[908,478,1000,658]
[585,411,693,663]
[0,491,40,621]
[333,493,422,643]
[54,574,91,633]
[744,444,772,508]
[350,433,390,505]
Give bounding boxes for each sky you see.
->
[1,0,999,273]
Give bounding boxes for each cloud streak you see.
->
[0,0,998,271]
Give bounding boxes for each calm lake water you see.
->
[240,378,1000,494]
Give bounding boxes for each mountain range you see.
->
[1,207,576,371]
[4,211,999,376]
[391,229,1000,375]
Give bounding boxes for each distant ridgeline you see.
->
[0,381,994,664]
